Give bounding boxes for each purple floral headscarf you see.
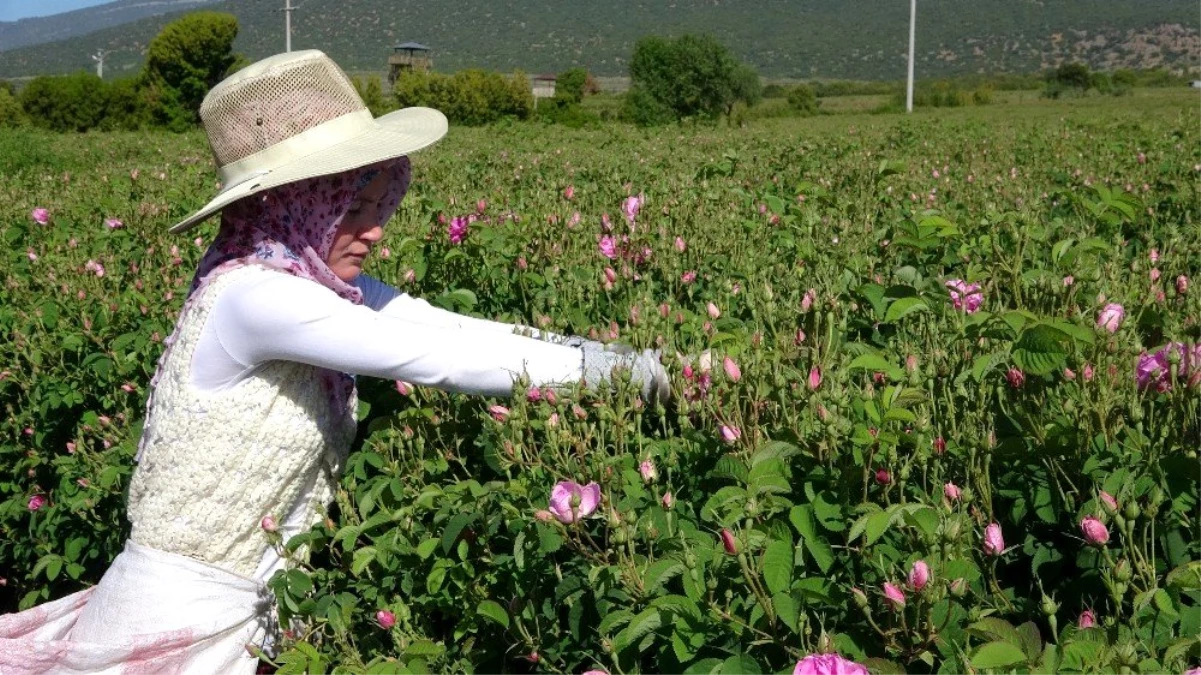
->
[190,157,412,304]
[136,158,412,461]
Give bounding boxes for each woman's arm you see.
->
[355,274,576,343]
[210,273,583,397]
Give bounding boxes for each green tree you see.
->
[0,86,27,128]
[393,69,531,126]
[18,72,109,132]
[143,11,238,130]
[786,84,819,116]
[554,67,588,105]
[100,77,152,130]
[353,75,394,117]
[623,34,760,125]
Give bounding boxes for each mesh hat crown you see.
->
[171,49,447,234]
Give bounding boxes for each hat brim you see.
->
[169,106,448,234]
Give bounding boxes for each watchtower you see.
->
[388,42,432,85]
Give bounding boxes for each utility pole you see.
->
[906,0,916,112]
[91,49,109,79]
[284,0,293,52]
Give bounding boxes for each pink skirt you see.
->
[0,541,273,675]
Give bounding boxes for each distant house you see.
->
[388,42,432,85]
[1191,80,1201,89]
[532,73,557,100]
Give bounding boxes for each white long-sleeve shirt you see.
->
[189,272,584,396]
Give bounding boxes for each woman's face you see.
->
[327,171,391,282]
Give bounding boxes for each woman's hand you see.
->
[580,342,672,405]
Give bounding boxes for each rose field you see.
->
[2,88,1200,674]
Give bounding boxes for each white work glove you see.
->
[577,341,672,406]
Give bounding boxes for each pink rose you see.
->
[1078,609,1096,629]
[395,381,413,396]
[488,405,510,422]
[707,302,721,319]
[802,288,817,313]
[376,609,396,629]
[1096,303,1125,333]
[28,495,47,511]
[448,216,469,244]
[563,185,575,200]
[908,560,931,591]
[621,194,642,224]
[661,492,674,509]
[983,522,1005,556]
[883,582,906,610]
[1098,491,1118,514]
[719,425,741,443]
[1006,368,1025,389]
[105,218,124,230]
[1080,516,1109,545]
[723,356,741,382]
[720,528,738,555]
[598,235,617,259]
[548,480,601,523]
[31,208,49,225]
[792,653,869,675]
[1177,275,1189,295]
[945,279,984,314]
[808,366,823,391]
[944,482,961,502]
[639,460,657,483]
[261,515,278,532]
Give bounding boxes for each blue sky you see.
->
[0,0,117,22]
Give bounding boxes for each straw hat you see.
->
[170,49,448,233]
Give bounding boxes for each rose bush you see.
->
[2,91,1199,674]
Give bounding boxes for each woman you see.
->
[0,50,668,674]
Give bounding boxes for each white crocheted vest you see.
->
[128,266,357,577]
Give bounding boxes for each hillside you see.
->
[0,0,218,53]
[1,0,1197,81]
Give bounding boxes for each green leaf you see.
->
[847,354,894,374]
[790,505,835,573]
[285,569,313,596]
[863,507,897,546]
[351,546,377,576]
[862,658,908,675]
[968,617,1024,647]
[1166,561,1201,590]
[441,513,474,554]
[971,641,1029,670]
[720,654,762,674]
[476,599,510,629]
[683,658,724,674]
[884,297,929,323]
[1012,324,1069,376]
[415,537,439,560]
[404,640,446,659]
[762,539,794,595]
[612,607,662,654]
[750,440,798,467]
[773,592,799,633]
[643,559,685,595]
[598,609,633,636]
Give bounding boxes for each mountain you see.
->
[1,0,1197,82]
[0,0,220,53]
